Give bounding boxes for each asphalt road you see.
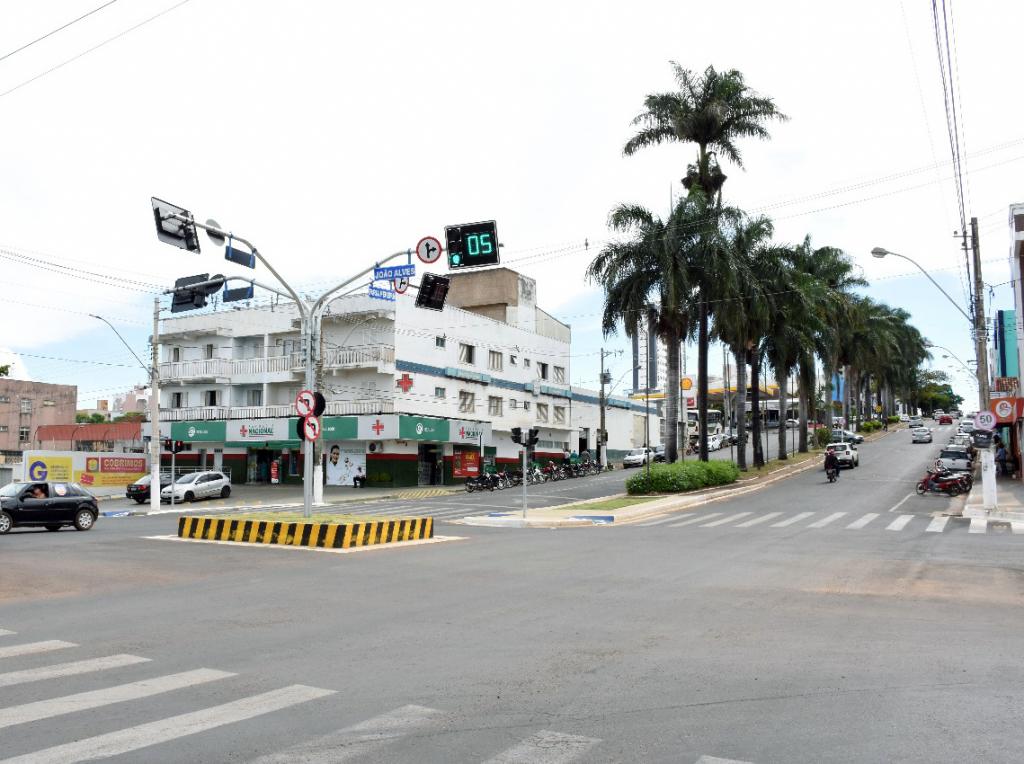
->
[2,425,1021,763]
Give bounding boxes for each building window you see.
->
[172,347,181,362]
[0,425,7,432]
[0,395,8,403]
[459,343,475,365]
[246,389,263,406]
[537,362,549,380]
[20,399,32,414]
[510,355,517,366]
[204,343,215,360]
[553,366,566,384]
[205,390,218,406]
[488,396,503,416]
[509,398,518,409]
[18,426,30,442]
[171,392,186,409]
[523,401,531,411]
[434,386,446,398]
[524,358,530,368]
[435,336,446,348]
[553,406,566,424]
[488,350,503,371]
[536,403,549,423]
[459,391,475,413]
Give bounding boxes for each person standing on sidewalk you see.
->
[996,443,1009,477]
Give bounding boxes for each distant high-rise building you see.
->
[631,321,668,393]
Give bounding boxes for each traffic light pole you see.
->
[150,298,161,515]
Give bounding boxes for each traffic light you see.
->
[170,273,225,313]
[151,198,200,253]
[511,427,522,444]
[163,438,172,452]
[446,220,499,269]
[527,428,540,447]
[415,273,450,311]
[174,440,185,453]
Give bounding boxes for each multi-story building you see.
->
[0,379,77,462]
[630,321,669,394]
[149,268,656,486]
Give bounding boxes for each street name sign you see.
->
[373,264,416,281]
[368,285,396,302]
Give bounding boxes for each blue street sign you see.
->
[368,285,396,302]
[373,264,416,281]
[225,241,256,269]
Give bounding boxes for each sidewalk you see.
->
[962,474,1024,523]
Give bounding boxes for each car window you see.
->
[135,475,152,486]
[52,483,69,497]
[175,473,199,484]
[0,483,20,498]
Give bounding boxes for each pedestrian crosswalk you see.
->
[636,510,1024,536]
[0,627,753,762]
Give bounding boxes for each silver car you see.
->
[911,427,932,443]
[935,448,972,473]
[829,442,859,468]
[160,471,231,503]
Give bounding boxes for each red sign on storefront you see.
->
[453,448,480,478]
[100,457,147,473]
[989,397,1024,423]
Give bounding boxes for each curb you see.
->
[177,515,434,548]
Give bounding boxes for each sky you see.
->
[1,0,1022,409]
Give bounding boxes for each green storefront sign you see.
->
[287,416,358,440]
[399,416,449,441]
[171,421,227,442]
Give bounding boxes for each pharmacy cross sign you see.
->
[371,419,385,435]
[396,374,414,393]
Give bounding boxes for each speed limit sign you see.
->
[974,411,996,431]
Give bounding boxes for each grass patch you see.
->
[626,461,740,495]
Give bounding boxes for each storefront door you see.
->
[417,444,441,486]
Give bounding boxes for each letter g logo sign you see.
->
[28,461,48,481]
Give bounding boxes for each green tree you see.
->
[0,364,9,377]
[623,63,786,461]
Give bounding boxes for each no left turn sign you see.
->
[302,414,322,441]
[295,390,315,417]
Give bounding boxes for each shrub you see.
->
[887,415,900,423]
[625,460,740,495]
[812,427,833,449]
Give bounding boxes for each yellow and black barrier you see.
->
[177,515,433,549]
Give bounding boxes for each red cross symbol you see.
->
[396,373,414,393]
[239,425,248,437]
[459,427,465,438]
[371,419,385,435]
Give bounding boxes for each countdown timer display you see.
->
[445,220,499,269]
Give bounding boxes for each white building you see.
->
[149,268,657,486]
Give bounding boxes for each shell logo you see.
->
[681,378,693,391]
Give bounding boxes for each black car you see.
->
[126,473,172,504]
[0,481,99,534]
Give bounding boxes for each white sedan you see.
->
[161,471,232,503]
[622,448,654,468]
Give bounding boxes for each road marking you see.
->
[668,513,721,528]
[0,630,14,637]
[926,516,950,533]
[0,641,76,660]
[886,514,914,531]
[696,756,755,764]
[0,668,234,730]
[701,512,752,527]
[637,515,684,527]
[969,516,987,534]
[807,512,846,528]
[887,492,916,513]
[1012,522,1024,535]
[735,512,783,527]
[250,704,440,763]
[0,684,337,764]
[771,512,814,527]
[0,654,151,689]
[846,513,879,529]
[482,730,601,764]
[144,534,465,554]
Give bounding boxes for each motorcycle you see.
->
[931,467,972,491]
[826,466,838,483]
[916,469,962,496]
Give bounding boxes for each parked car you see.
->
[899,414,910,423]
[653,445,666,462]
[958,420,976,434]
[160,471,232,503]
[935,448,973,472]
[126,473,173,504]
[937,414,953,425]
[705,433,727,451]
[722,427,739,445]
[911,427,933,444]
[829,442,859,468]
[0,481,99,534]
[831,428,865,444]
[622,448,654,468]
[785,418,800,427]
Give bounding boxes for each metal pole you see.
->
[599,349,607,469]
[971,217,990,408]
[149,298,161,514]
[302,314,315,518]
[521,445,528,518]
[645,387,651,482]
[170,448,176,510]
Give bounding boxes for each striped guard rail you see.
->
[177,516,433,548]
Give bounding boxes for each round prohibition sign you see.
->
[416,236,442,264]
[295,389,315,417]
[302,414,322,442]
[393,276,409,294]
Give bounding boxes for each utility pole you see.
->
[149,298,161,514]
[312,326,326,505]
[598,348,616,469]
[970,217,990,409]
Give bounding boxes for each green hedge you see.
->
[887,415,900,423]
[626,460,740,495]
[859,420,883,433]
[812,427,833,449]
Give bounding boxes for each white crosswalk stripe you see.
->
[0,685,337,764]
[482,730,601,764]
[846,513,879,529]
[0,630,14,637]
[695,756,755,764]
[807,512,846,528]
[250,704,440,763]
[701,512,752,527]
[0,668,233,730]
[735,512,783,527]
[886,514,914,531]
[0,641,76,660]
[771,512,815,527]
[0,654,150,689]
[669,513,722,528]
[969,516,987,534]
[637,514,684,527]
[1012,522,1024,535]
[926,516,950,533]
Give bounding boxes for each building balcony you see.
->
[159,346,395,383]
[158,359,234,382]
[157,398,394,422]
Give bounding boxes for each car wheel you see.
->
[73,509,95,531]
[0,511,12,534]
[134,497,146,504]
[184,492,195,503]
[221,486,231,498]
[45,525,61,532]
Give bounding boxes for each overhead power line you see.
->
[0,0,119,63]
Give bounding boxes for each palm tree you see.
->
[623,63,787,461]
[586,202,695,463]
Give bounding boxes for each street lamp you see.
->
[870,248,973,323]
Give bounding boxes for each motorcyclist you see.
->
[824,447,840,479]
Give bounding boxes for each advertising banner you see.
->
[452,446,480,478]
[226,419,291,443]
[357,415,398,440]
[24,454,73,482]
[324,443,366,486]
[172,421,227,442]
[448,419,491,445]
[398,416,449,441]
[22,451,147,489]
[989,397,1023,424]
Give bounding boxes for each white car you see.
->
[705,433,727,451]
[911,427,932,443]
[161,471,232,503]
[899,414,910,423]
[935,448,972,473]
[828,442,859,468]
[622,448,654,468]
[908,416,923,428]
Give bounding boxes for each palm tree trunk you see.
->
[751,349,764,467]
[665,328,680,463]
[842,366,851,428]
[798,358,810,453]
[824,364,834,430]
[697,300,709,462]
[777,372,788,461]
[734,346,748,471]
